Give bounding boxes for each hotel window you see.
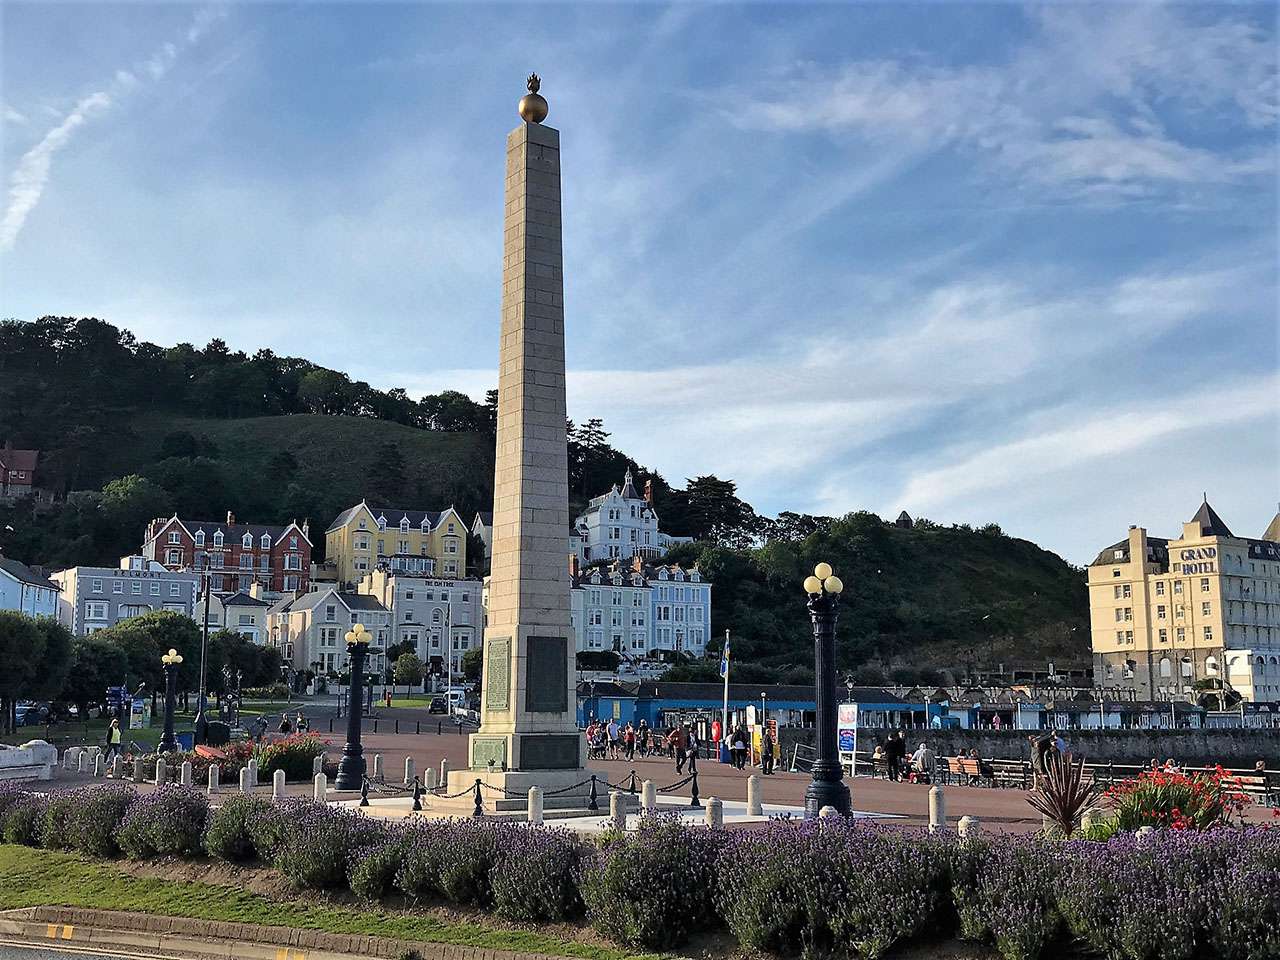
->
[1176,604,1185,618]
[131,581,142,595]
[91,578,103,593]
[85,601,108,620]
[1158,628,1168,643]
[398,539,410,554]
[241,533,252,548]
[377,540,385,554]
[113,581,123,594]
[150,582,160,596]
[284,576,299,591]
[460,592,469,603]
[261,534,271,548]
[1122,584,1131,598]
[1176,627,1186,642]
[1200,578,1210,592]
[168,531,181,544]
[213,532,224,547]
[169,582,180,597]
[1173,581,1183,594]
[377,517,387,531]
[400,518,409,532]
[1157,605,1166,619]
[166,549,182,565]
[1203,626,1213,641]
[195,530,205,546]
[1201,602,1211,617]
[446,540,458,554]
[1155,581,1165,596]
[1123,607,1133,621]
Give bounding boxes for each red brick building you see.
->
[142,512,312,595]
[0,443,39,499]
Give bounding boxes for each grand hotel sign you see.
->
[1178,547,1216,575]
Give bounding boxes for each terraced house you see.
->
[141,512,311,594]
[324,501,469,588]
[270,586,390,677]
[570,555,711,661]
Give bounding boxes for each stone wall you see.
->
[778,726,1279,768]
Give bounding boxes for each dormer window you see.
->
[400,518,409,532]
[358,518,367,530]
[213,532,224,547]
[675,570,685,581]
[260,534,271,549]
[289,536,297,548]
[194,530,205,546]
[377,516,387,531]
[421,518,430,531]
[242,533,253,548]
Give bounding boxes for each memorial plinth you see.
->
[433,77,594,815]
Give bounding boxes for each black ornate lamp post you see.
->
[158,647,184,754]
[803,563,851,817]
[335,622,372,790]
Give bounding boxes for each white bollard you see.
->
[132,758,144,783]
[746,774,763,817]
[819,805,839,819]
[705,797,724,830]
[77,753,88,775]
[440,758,449,784]
[110,756,122,779]
[528,786,543,825]
[313,754,324,777]
[313,772,327,802]
[609,791,627,833]
[958,815,981,838]
[208,764,220,795]
[154,759,168,786]
[404,757,416,785]
[1136,825,1156,840]
[929,784,946,833]
[93,754,104,778]
[372,754,383,782]
[641,779,657,813]
[273,768,286,800]
[246,758,258,788]
[425,767,438,790]
[180,761,193,787]
[239,767,252,794]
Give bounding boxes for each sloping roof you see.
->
[0,448,38,473]
[328,501,457,535]
[636,681,908,706]
[473,512,493,527]
[1261,511,1280,545]
[1089,536,1170,567]
[1190,499,1233,538]
[185,519,308,545]
[222,591,270,608]
[0,556,57,590]
[344,593,389,612]
[287,588,388,615]
[619,470,640,500]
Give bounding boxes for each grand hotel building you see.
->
[1088,500,1280,703]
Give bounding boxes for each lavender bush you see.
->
[490,824,583,922]
[348,829,408,901]
[393,820,451,902]
[116,785,209,859]
[582,813,725,950]
[243,796,312,862]
[435,818,500,905]
[203,794,274,862]
[0,793,46,846]
[270,801,385,889]
[956,837,1063,960]
[64,783,137,858]
[1208,828,1280,960]
[718,819,949,960]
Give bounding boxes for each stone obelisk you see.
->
[441,75,588,809]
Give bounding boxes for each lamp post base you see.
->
[334,749,365,791]
[804,779,852,818]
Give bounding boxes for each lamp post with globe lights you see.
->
[803,563,851,817]
[335,623,372,790]
[158,648,184,754]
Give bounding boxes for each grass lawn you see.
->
[0,845,648,960]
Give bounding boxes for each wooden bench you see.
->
[952,757,986,786]
[990,759,1030,789]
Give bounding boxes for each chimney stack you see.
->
[568,553,579,578]
[644,479,654,505]
[226,510,235,526]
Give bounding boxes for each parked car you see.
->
[14,702,49,727]
[428,696,447,715]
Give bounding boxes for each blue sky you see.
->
[2,2,1276,564]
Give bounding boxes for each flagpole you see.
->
[720,628,731,763]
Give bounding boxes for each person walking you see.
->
[761,728,775,775]
[295,711,308,733]
[685,724,700,774]
[623,723,636,761]
[886,731,905,782]
[672,725,689,774]
[278,713,293,735]
[104,718,122,762]
[637,720,650,757]
[606,718,620,760]
[732,726,748,770]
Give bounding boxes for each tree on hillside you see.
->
[93,611,202,694]
[100,475,172,542]
[483,389,498,435]
[461,648,483,683]
[370,442,407,501]
[0,612,43,734]
[671,475,761,548]
[298,369,355,415]
[420,390,488,432]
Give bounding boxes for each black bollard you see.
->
[689,768,701,809]
[360,778,370,808]
[437,721,442,735]
[416,721,420,735]
[588,774,599,811]
[627,770,638,794]
[472,778,483,818]
[412,777,423,812]
[395,719,399,735]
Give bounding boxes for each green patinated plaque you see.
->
[525,635,568,713]
[471,737,507,770]
[486,637,511,711]
[519,734,579,769]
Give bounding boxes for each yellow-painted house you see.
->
[325,501,469,588]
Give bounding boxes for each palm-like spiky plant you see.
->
[1026,753,1100,838]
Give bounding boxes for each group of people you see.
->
[585,718,654,761]
[722,724,775,774]
[871,731,937,783]
[585,717,780,777]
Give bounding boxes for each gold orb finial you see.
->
[519,72,548,123]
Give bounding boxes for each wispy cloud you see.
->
[725,6,1276,200]
[0,7,225,252]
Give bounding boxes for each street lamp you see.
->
[193,571,212,745]
[335,623,372,791]
[803,562,851,817]
[158,648,184,754]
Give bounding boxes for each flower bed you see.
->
[0,785,1276,960]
